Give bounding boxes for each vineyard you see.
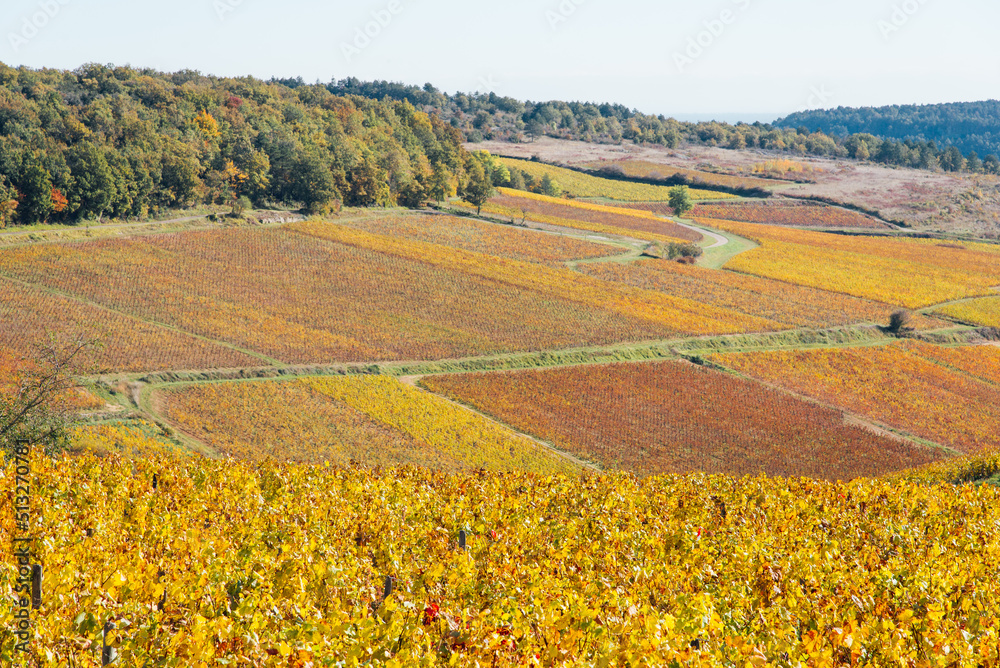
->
[337,212,621,266]
[712,343,1000,454]
[497,158,733,201]
[4,151,1000,668]
[690,201,889,229]
[420,362,938,480]
[900,340,1000,387]
[0,222,711,368]
[156,377,576,474]
[705,219,1000,307]
[5,454,1000,665]
[581,159,778,190]
[289,222,780,337]
[576,259,944,330]
[468,188,701,243]
[0,278,257,373]
[69,421,188,459]
[936,295,1000,327]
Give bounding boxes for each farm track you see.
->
[99,324,968,463]
[677,222,728,249]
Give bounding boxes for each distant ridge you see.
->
[776,100,1000,159]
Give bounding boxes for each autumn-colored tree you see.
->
[221,159,249,214]
[194,109,220,138]
[1,337,100,457]
[346,156,390,207]
[50,189,69,214]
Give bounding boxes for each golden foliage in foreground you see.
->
[3,455,1000,666]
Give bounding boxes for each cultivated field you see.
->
[582,158,781,189]
[472,188,701,242]
[157,377,576,473]
[3,219,764,369]
[691,201,890,229]
[577,259,945,330]
[706,219,1000,307]
[936,296,1000,327]
[0,279,257,372]
[421,361,939,480]
[291,221,780,337]
[497,158,734,201]
[712,343,1000,454]
[337,212,621,265]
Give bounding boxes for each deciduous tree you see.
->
[669,185,693,217]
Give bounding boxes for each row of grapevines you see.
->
[706,219,1000,308]
[712,342,1000,454]
[420,361,939,480]
[3,453,1000,665]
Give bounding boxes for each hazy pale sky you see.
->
[3,0,997,122]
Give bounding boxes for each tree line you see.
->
[778,101,1000,171]
[330,78,996,175]
[0,64,490,226]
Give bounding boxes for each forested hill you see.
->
[776,100,1000,161]
[0,63,469,226]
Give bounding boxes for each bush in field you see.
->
[667,242,703,261]
[888,309,913,334]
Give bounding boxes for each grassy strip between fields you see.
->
[122,325,927,389]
